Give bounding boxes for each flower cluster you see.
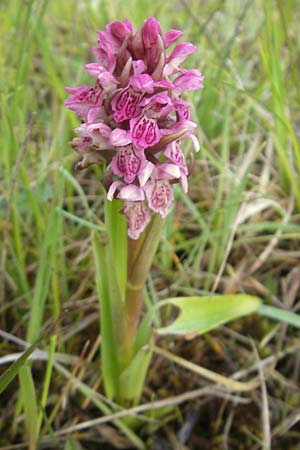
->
[65,18,204,239]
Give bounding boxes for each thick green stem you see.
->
[123,214,165,361]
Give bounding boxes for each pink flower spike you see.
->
[130,115,161,150]
[65,17,204,236]
[110,128,132,146]
[164,29,183,47]
[118,184,145,201]
[123,201,151,240]
[145,179,173,218]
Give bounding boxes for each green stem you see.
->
[123,214,165,361]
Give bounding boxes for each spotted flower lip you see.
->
[65,17,204,239]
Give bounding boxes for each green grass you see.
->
[1,0,300,448]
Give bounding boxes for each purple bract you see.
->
[65,17,204,239]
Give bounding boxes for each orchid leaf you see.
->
[258,304,300,328]
[155,295,261,336]
[119,345,152,405]
[92,231,120,400]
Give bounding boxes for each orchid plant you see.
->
[65,18,261,406]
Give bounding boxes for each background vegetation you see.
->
[0,0,299,448]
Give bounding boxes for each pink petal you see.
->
[110,145,144,184]
[161,120,197,136]
[173,98,191,120]
[87,122,111,139]
[123,201,151,240]
[130,74,154,94]
[85,63,105,77]
[118,184,145,201]
[110,128,132,146]
[110,20,133,40]
[140,92,173,118]
[169,42,197,64]
[180,174,188,193]
[107,181,123,201]
[165,142,188,174]
[142,17,162,48]
[165,42,197,76]
[164,29,183,47]
[145,179,173,218]
[130,115,161,150]
[92,46,116,72]
[156,163,181,180]
[138,161,155,186]
[174,69,204,91]
[131,30,145,60]
[111,86,143,122]
[64,84,103,118]
[86,123,113,147]
[97,71,118,92]
[133,60,145,75]
[189,134,200,152]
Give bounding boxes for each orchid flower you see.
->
[65,17,204,239]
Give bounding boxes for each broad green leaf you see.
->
[155,295,261,335]
[258,304,300,328]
